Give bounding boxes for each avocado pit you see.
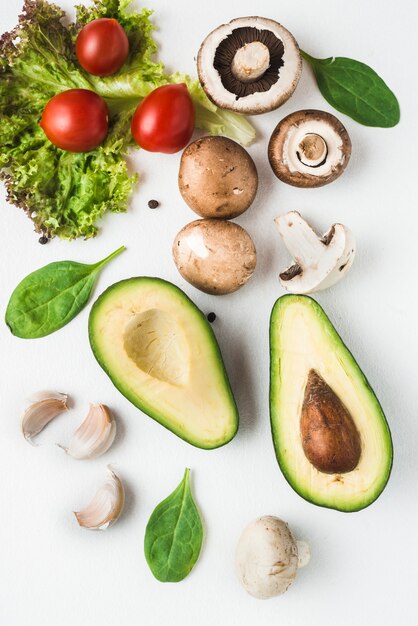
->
[300,369,362,474]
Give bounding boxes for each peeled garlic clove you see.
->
[61,404,116,460]
[74,467,125,530]
[21,391,68,444]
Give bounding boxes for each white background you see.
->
[1,1,417,624]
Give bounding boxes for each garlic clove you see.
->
[21,391,68,444]
[74,467,125,530]
[60,404,116,460]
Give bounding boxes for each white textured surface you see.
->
[0,1,417,624]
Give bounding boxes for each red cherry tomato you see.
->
[76,18,129,77]
[131,84,195,154]
[39,89,108,152]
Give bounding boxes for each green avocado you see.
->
[89,277,238,449]
[270,295,393,512]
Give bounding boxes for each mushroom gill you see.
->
[213,26,285,98]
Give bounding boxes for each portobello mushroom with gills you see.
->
[178,136,258,219]
[197,17,302,114]
[173,219,256,295]
[268,110,352,187]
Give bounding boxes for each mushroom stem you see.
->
[297,133,328,167]
[231,42,270,82]
[296,540,311,568]
[274,212,324,267]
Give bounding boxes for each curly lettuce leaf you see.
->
[0,0,255,239]
[0,0,141,238]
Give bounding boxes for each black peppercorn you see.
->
[38,235,49,245]
[148,199,159,209]
[207,312,216,323]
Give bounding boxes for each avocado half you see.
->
[270,295,393,512]
[89,277,239,449]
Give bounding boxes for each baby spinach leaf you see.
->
[144,468,203,582]
[5,245,125,338]
[301,51,400,127]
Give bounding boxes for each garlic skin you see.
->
[61,404,116,460]
[74,467,125,530]
[21,391,68,444]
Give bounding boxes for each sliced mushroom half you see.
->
[275,211,356,293]
[268,110,352,187]
[197,17,302,114]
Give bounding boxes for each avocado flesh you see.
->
[89,277,238,449]
[270,295,393,512]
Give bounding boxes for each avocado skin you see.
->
[269,294,393,513]
[89,277,239,450]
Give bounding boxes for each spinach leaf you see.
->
[301,51,400,127]
[5,245,125,338]
[144,468,203,582]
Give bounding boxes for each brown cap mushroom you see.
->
[268,110,351,188]
[178,136,258,219]
[197,17,302,114]
[172,219,256,295]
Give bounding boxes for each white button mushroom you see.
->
[275,211,356,294]
[236,516,310,599]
